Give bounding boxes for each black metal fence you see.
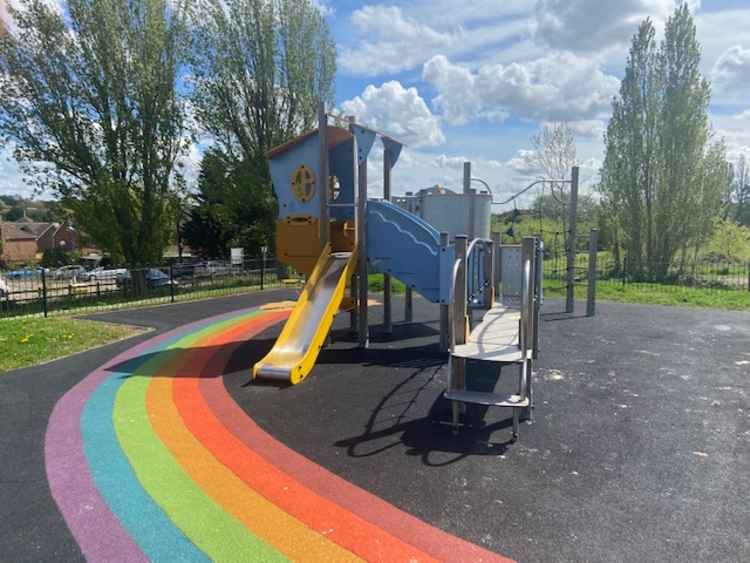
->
[543,249,750,295]
[0,258,299,319]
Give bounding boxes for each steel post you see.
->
[587,229,599,317]
[566,166,579,313]
[383,147,392,335]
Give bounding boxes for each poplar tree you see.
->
[191,0,336,164]
[0,0,193,265]
[600,4,730,280]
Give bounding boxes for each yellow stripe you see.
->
[146,375,362,563]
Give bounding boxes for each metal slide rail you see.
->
[466,237,493,311]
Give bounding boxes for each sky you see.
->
[1,0,750,211]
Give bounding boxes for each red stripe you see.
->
[174,314,435,562]
[197,317,512,563]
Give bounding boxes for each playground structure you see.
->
[252,105,593,438]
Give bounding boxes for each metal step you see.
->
[451,343,530,363]
[444,389,529,408]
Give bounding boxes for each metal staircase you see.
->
[445,236,541,440]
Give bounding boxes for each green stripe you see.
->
[113,310,287,562]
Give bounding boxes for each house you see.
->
[0,221,78,263]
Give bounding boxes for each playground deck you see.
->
[1,290,749,562]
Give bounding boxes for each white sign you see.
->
[230,247,244,265]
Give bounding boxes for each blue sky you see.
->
[2,0,750,209]
[322,0,750,205]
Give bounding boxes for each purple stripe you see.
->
[44,309,250,561]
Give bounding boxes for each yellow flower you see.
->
[20,335,31,343]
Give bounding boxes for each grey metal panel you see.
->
[418,193,492,239]
[501,245,522,297]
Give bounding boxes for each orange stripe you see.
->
[198,323,512,563]
[173,320,438,562]
[146,313,359,562]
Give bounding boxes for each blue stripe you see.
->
[79,309,253,561]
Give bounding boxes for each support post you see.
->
[451,235,468,432]
[566,166,579,314]
[492,231,501,297]
[169,264,175,303]
[354,123,369,349]
[587,229,599,317]
[463,162,474,239]
[318,102,329,251]
[383,147,392,335]
[404,287,413,323]
[439,231,449,353]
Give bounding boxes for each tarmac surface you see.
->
[2,289,749,562]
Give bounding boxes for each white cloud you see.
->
[341,81,445,147]
[712,110,750,161]
[339,5,532,76]
[507,149,544,176]
[534,0,699,53]
[423,53,619,125]
[712,45,750,99]
[566,119,606,139]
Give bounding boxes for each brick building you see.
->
[0,221,78,263]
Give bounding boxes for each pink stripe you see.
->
[44,311,245,562]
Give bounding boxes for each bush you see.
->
[707,219,750,263]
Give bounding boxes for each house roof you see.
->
[0,221,57,241]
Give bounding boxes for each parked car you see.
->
[6,267,48,279]
[0,276,8,300]
[118,268,177,289]
[53,265,88,281]
[145,268,176,289]
[83,267,129,282]
[194,260,231,277]
[171,262,196,279]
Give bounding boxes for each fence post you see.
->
[566,166,579,313]
[260,256,265,291]
[747,261,750,292]
[169,264,175,303]
[586,229,598,317]
[41,270,48,318]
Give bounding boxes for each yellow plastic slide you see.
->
[252,243,357,385]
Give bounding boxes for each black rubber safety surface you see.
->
[2,290,749,562]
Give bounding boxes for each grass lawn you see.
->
[0,317,147,373]
[368,273,406,294]
[544,279,750,310]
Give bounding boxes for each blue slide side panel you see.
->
[367,201,443,302]
[368,201,440,247]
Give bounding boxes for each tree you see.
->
[654,3,715,278]
[600,18,660,278]
[530,122,577,234]
[191,0,336,165]
[188,0,335,259]
[600,5,730,279]
[182,149,275,258]
[731,155,750,225]
[0,0,193,265]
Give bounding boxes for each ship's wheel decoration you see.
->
[291,165,316,203]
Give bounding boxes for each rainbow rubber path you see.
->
[44,306,511,562]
